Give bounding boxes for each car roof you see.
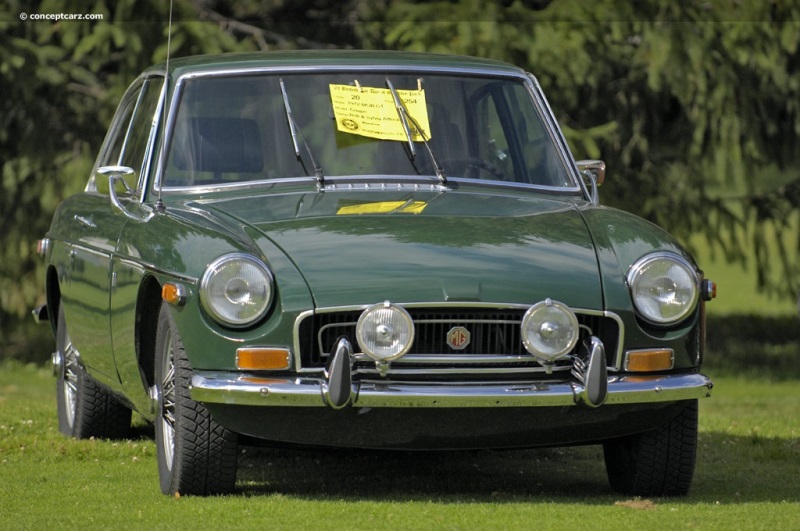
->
[145,50,527,79]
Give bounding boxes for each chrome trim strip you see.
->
[159,176,316,194]
[174,178,582,197]
[157,175,582,197]
[178,63,528,81]
[114,256,199,285]
[375,354,553,365]
[190,372,713,408]
[353,365,573,376]
[526,73,588,200]
[305,302,622,314]
[299,363,572,376]
[68,242,112,258]
[138,75,167,203]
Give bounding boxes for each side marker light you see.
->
[236,348,291,371]
[624,349,674,372]
[701,280,717,301]
[162,283,187,306]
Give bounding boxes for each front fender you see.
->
[577,204,703,369]
[116,205,313,379]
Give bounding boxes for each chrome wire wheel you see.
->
[55,303,132,439]
[61,333,79,430]
[155,301,238,496]
[159,330,177,472]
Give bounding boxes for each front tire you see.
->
[603,400,699,496]
[55,304,131,439]
[154,302,238,496]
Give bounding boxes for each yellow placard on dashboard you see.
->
[336,200,428,215]
[329,83,431,142]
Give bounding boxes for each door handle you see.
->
[74,215,96,228]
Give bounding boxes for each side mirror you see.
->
[576,160,606,205]
[97,165,135,190]
[97,166,152,221]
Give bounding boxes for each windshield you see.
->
[161,72,575,189]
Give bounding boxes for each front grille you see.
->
[296,306,621,377]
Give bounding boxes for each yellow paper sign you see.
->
[329,84,431,142]
[336,201,428,215]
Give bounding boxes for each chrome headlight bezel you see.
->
[626,252,700,326]
[520,299,580,363]
[356,302,415,362]
[199,253,274,328]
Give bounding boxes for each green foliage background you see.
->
[2,0,800,361]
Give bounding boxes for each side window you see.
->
[90,83,141,193]
[120,78,164,188]
[90,77,164,194]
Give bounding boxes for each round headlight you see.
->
[627,253,699,325]
[200,254,273,327]
[356,302,415,362]
[521,299,579,363]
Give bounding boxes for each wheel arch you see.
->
[135,275,163,391]
[44,265,61,339]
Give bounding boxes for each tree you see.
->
[0,0,371,360]
[358,0,800,298]
[0,0,251,359]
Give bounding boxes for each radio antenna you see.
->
[155,0,174,212]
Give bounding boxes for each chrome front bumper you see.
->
[191,337,713,409]
[191,371,713,408]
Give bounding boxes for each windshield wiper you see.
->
[385,77,447,186]
[385,78,417,161]
[279,78,324,189]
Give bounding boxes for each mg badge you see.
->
[447,326,471,350]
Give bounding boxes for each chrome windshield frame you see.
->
[151,63,585,198]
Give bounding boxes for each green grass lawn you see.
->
[1,363,798,530]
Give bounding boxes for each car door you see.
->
[64,77,162,388]
[106,76,166,400]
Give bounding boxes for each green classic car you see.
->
[34,50,715,496]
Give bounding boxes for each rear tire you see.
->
[603,400,698,496]
[55,304,131,439]
[154,302,238,496]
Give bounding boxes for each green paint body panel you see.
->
[197,187,604,309]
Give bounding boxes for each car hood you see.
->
[196,189,603,309]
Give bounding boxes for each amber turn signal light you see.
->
[236,348,291,371]
[162,283,187,306]
[624,349,674,372]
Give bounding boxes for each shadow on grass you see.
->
[705,314,800,380]
[236,444,610,500]
[232,430,799,502]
